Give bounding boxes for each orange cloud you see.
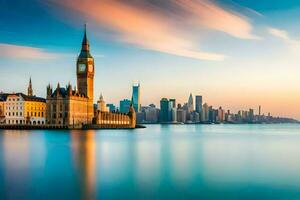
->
[0,43,58,59]
[174,0,259,39]
[46,0,226,61]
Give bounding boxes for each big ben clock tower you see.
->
[77,25,94,100]
[76,25,94,123]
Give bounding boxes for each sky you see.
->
[1,0,300,119]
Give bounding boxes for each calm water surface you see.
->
[1,124,300,200]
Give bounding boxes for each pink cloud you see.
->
[0,43,58,59]
[173,0,259,39]
[46,0,227,61]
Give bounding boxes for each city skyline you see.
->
[1,0,300,119]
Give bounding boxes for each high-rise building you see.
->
[132,83,141,112]
[144,106,159,123]
[177,108,186,123]
[188,93,194,112]
[169,99,176,108]
[120,99,131,113]
[202,103,209,122]
[160,98,170,123]
[195,95,202,119]
[217,107,225,122]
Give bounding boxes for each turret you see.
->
[67,82,72,96]
[47,84,52,97]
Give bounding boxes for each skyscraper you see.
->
[160,98,170,123]
[188,93,194,112]
[169,99,176,108]
[132,83,141,112]
[195,95,202,115]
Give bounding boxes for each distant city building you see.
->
[106,104,116,112]
[217,107,225,122]
[177,108,186,123]
[120,99,131,113]
[169,99,176,108]
[160,98,170,123]
[144,106,159,123]
[170,107,177,122]
[28,77,33,96]
[195,95,202,117]
[188,93,194,113]
[202,103,209,122]
[132,83,141,112]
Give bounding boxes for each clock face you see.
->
[88,64,93,72]
[78,64,86,72]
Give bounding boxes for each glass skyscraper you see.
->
[132,83,141,112]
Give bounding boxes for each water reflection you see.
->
[71,130,96,200]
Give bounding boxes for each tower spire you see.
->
[82,24,89,51]
[28,77,33,96]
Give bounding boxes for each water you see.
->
[1,124,300,200]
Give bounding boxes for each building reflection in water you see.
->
[71,130,96,200]
[1,130,30,199]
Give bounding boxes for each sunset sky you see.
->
[1,0,300,119]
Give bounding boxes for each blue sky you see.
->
[1,0,300,118]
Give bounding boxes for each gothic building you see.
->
[46,26,94,126]
[46,26,136,129]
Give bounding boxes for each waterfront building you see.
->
[120,99,131,113]
[46,27,94,126]
[0,95,6,124]
[3,93,46,125]
[160,98,170,122]
[97,94,109,112]
[177,108,186,123]
[202,103,209,122]
[95,101,136,129]
[132,83,141,112]
[170,107,177,122]
[217,107,225,122]
[195,95,202,120]
[144,106,159,123]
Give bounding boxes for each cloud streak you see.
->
[46,0,259,61]
[173,0,260,40]
[0,43,58,59]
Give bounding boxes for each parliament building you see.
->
[46,26,136,129]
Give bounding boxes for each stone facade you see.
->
[46,84,91,126]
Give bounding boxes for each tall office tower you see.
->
[132,83,141,112]
[259,105,261,116]
[202,103,209,122]
[160,98,170,123]
[188,93,194,112]
[120,99,131,113]
[169,99,176,108]
[195,95,202,115]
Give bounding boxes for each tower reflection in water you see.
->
[71,130,96,200]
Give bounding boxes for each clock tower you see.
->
[77,25,94,101]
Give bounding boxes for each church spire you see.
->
[28,77,33,96]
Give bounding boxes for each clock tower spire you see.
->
[77,24,94,100]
